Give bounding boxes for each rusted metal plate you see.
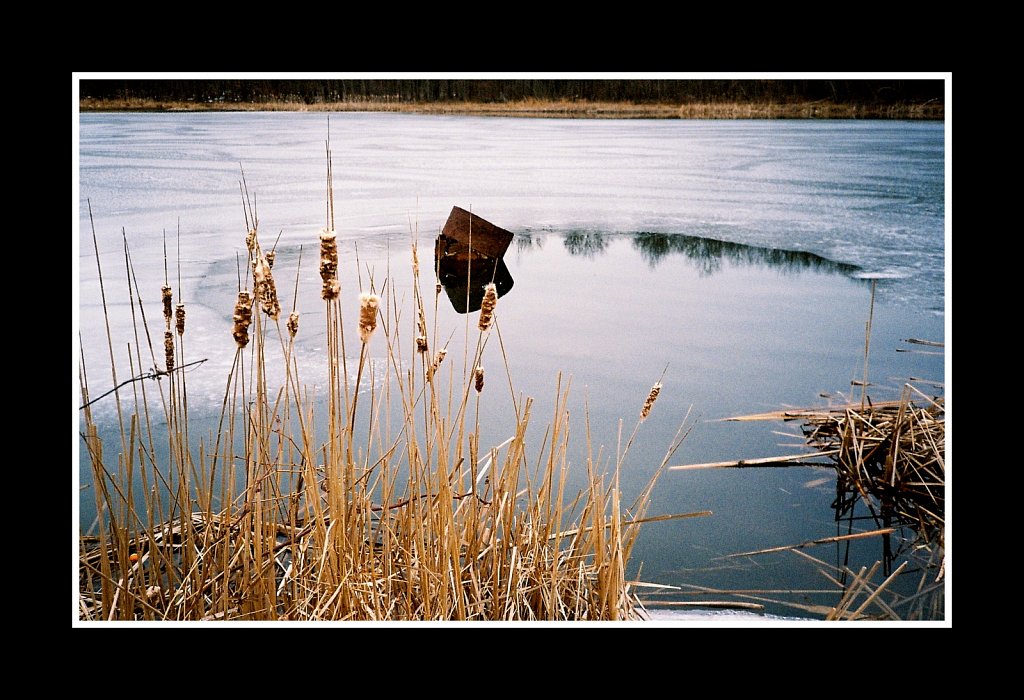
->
[441,206,514,259]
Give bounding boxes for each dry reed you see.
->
[78,147,688,624]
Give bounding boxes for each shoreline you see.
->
[78,98,944,120]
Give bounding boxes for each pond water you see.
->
[76,112,948,621]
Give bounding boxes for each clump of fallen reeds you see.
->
[803,385,945,543]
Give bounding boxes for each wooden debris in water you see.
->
[670,451,837,471]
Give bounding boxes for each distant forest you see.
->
[79,78,943,106]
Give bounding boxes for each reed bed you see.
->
[77,153,688,622]
[801,385,945,546]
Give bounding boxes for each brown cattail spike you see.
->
[358,293,380,344]
[232,290,253,348]
[161,285,173,327]
[641,382,662,420]
[175,303,185,336]
[319,229,340,300]
[252,254,281,320]
[245,228,257,252]
[478,283,497,332]
[416,335,428,353]
[164,331,175,373]
[287,311,299,338]
[428,348,447,381]
[266,250,276,269]
[474,366,485,394]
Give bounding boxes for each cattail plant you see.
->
[252,254,281,319]
[232,290,253,348]
[416,335,428,353]
[641,382,662,420]
[478,283,497,332]
[162,285,173,327]
[266,250,275,269]
[245,227,257,252]
[358,293,380,344]
[164,330,174,372]
[428,347,447,381]
[175,303,185,336]
[474,365,485,393]
[287,311,299,338]
[319,228,340,300]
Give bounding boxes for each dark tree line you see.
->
[80,78,944,105]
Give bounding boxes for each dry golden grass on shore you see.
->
[78,97,944,120]
[78,138,700,622]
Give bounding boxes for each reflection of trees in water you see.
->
[549,230,860,277]
[515,232,545,253]
[631,232,860,276]
[562,231,609,258]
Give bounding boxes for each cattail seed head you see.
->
[428,348,447,381]
[412,244,419,276]
[416,335,428,353]
[287,311,299,338]
[474,365,485,394]
[319,228,339,300]
[266,250,275,269]
[641,382,662,420]
[478,283,497,332]
[358,293,380,344]
[232,290,253,348]
[435,283,442,296]
[161,285,173,327]
[175,303,186,336]
[252,254,281,320]
[245,228,257,252]
[164,331,175,372]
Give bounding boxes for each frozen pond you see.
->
[76,112,947,620]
